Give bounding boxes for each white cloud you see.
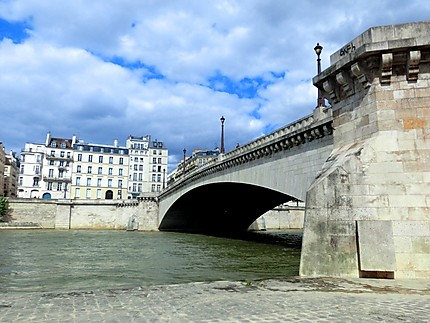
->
[0,0,429,169]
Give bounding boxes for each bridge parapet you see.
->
[160,106,333,198]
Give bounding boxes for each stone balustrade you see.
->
[160,107,333,197]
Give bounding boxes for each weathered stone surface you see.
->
[6,199,159,231]
[301,21,430,279]
[357,220,396,271]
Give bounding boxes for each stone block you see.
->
[411,237,430,253]
[357,220,396,271]
[392,221,430,237]
[393,236,412,253]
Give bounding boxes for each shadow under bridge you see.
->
[158,182,292,233]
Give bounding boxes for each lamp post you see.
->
[220,116,225,154]
[182,148,186,176]
[314,43,324,107]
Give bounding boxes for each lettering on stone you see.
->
[339,43,356,56]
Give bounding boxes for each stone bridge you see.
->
[158,107,333,232]
[158,21,430,280]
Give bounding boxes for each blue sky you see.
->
[0,0,429,170]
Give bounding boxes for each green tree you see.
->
[0,196,9,221]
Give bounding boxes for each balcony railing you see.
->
[45,155,74,162]
[43,176,72,183]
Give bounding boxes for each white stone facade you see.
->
[18,133,168,200]
[126,135,168,198]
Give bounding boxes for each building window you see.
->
[132,183,137,192]
[47,182,53,190]
[133,173,137,181]
[87,178,91,186]
[57,183,62,191]
[75,188,80,198]
[158,158,162,164]
[60,151,65,157]
[48,169,54,177]
[78,154,82,161]
[118,180,123,188]
[108,179,112,187]
[88,155,93,162]
[61,142,66,148]
[98,167,102,174]
[157,174,161,182]
[58,170,64,178]
[87,166,92,173]
[51,142,57,148]
[86,189,91,198]
[109,157,113,164]
[97,189,101,199]
[119,157,123,165]
[77,165,81,173]
[108,168,113,175]
[118,190,122,198]
[97,178,102,187]
[138,173,142,181]
[36,155,41,162]
[35,165,40,174]
[99,156,103,163]
[134,165,138,171]
[51,150,55,156]
[138,184,142,192]
[153,150,156,155]
[59,160,64,167]
[139,165,143,171]
[152,157,156,164]
[50,160,55,165]
[151,184,155,192]
[67,152,71,158]
[157,185,161,192]
[20,165,24,174]
[152,174,156,182]
[119,168,123,176]
[76,177,81,185]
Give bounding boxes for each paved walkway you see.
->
[1,277,429,322]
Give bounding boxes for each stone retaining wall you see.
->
[5,198,159,231]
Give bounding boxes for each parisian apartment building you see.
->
[18,133,168,200]
[0,142,5,196]
[0,142,19,197]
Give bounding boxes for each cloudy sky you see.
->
[0,0,429,170]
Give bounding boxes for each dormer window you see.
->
[51,141,57,148]
[60,142,67,148]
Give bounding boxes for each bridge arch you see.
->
[159,182,293,232]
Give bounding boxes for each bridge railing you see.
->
[159,106,333,198]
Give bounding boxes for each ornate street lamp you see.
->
[182,148,186,176]
[314,43,325,107]
[220,116,225,154]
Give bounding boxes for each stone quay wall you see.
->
[5,198,159,231]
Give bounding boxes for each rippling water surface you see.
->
[0,230,301,293]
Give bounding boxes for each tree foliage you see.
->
[0,196,9,221]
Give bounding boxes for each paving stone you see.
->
[1,277,430,322]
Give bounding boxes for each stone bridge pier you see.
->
[300,22,430,279]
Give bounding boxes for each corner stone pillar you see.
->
[300,21,430,279]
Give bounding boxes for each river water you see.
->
[0,230,302,294]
